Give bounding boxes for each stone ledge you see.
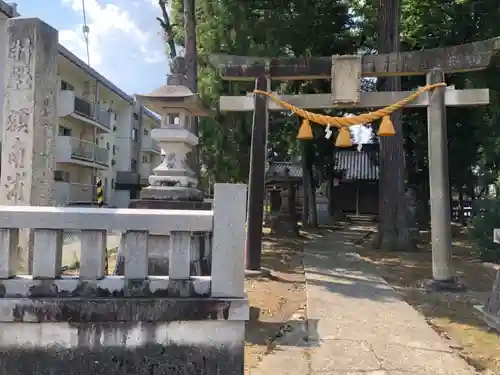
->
[139,187,204,201]
[473,305,500,332]
[0,297,249,322]
[0,206,213,233]
[129,199,212,210]
[0,275,212,298]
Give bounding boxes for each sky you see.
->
[15,0,168,95]
[13,0,374,144]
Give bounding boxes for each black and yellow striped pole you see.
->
[96,178,104,207]
[96,177,107,273]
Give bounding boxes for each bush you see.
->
[468,198,500,263]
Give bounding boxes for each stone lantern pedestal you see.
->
[138,125,203,203]
[267,178,301,237]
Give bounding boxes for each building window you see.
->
[113,145,116,155]
[142,155,149,163]
[131,159,137,172]
[60,80,74,91]
[132,128,138,141]
[133,113,139,121]
[58,125,71,136]
[144,128,149,136]
[54,170,70,182]
[106,142,110,150]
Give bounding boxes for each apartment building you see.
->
[0,2,162,208]
[113,104,161,207]
[140,108,163,186]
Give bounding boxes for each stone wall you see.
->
[0,299,246,374]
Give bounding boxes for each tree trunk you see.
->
[372,0,417,251]
[327,174,334,216]
[157,0,177,59]
[308,162,318,227]
[183,0,200,178]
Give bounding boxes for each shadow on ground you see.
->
[304,224,500,373]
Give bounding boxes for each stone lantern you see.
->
[115,56,214,276]
[130,56,214,209]
[134,84,212,204]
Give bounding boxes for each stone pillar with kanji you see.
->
[0,18,58,273]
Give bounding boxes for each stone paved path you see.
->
[250,226,478,375]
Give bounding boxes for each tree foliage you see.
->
[157,0,500,239]
[161,0,359,190]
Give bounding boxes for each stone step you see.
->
[346,214,377,223]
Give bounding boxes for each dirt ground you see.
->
[356,226,500,374]
[244,232,307,373]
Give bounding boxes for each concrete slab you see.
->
[310,339,379,373]
[372,343,474,375]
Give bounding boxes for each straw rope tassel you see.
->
[336,126,352,148]
[253,83,446,139]
[297,119,313,140]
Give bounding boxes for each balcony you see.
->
[55,182,95,205]
[58,90,113,132]
[141,136,162,154]
[56,136,109,169]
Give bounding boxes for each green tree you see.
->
[158,0,358,193]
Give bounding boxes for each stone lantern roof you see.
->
[135,85,214,117]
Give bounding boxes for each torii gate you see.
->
[211,37,499,287]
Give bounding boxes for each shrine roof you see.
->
[337,149,379,181]
[267,146,379,181]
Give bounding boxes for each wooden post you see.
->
[245,76,269,271]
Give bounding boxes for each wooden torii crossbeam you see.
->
[219,87,489,112]
[210,36,500,80]
[211,38,496,288]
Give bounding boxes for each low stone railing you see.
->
[0,183,248,374]
[474,228,500,331]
